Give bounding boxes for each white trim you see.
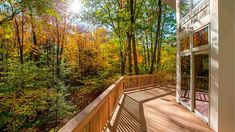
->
[192,0,204,11]
[190,52,195,111]
[195,109,209,122]
[193,52,209,123]
[180,100,192,110]
[192,45,209,52]
[180,50,191,56]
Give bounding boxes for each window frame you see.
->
[192,25,210,51]
[180,0,191,19]
[180,0,205,20]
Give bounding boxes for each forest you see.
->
[0,0,176,131]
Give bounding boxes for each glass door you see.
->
[194,53,209,120]
[179,23,210,122]
[180,55,191,107]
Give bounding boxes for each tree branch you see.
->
[0,10,21,26]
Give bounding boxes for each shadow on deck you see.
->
[107,83,212,132]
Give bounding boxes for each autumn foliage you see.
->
[0,0,176,131]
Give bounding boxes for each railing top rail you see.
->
[59,76,124,132]
[124,73,159,77]
[124,73,175,78]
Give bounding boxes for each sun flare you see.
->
[70,0,82,14]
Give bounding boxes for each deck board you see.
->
[107,83,212,132]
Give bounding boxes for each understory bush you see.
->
[0,88,74,131]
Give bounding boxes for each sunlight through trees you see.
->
[0,0,176,131]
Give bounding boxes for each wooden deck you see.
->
[59,74,212,132]
[107,83,212,132]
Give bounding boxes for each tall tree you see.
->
[150,0,162,74]
[129,0,139,75]
[14,16,24,64]
[156,5,167,71]
[84,0,129,75]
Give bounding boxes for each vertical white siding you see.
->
[218,0,235,131]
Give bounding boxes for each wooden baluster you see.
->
[137,77,139,89]
[148,76,150,85]
[108,94,110,119]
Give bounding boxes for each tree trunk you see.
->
[0,39,4,79]
[59,32,65,69]
[132,34,139,74]
[14,16,24,88]
[46,39,50,66]
[120,50,126,75]
[14,18,23,64]
[5,40,8,63]
[146,34,150,67]
[142,38,147,71]
[117,0,126,75]
[150,0,162,74]
[59,17,67,69]
[0,39,4,61]
[29,13,39,62]
[127,32,132,75]
[150,32,154,70]
[130,0,139,75]
[156,5,166,71]
[56,18,60,76]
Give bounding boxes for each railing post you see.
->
[122,79,124,94]
[137,77,140,88]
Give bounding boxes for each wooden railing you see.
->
[59,73,175,132]
[59,77,124,132]
[123,73,176,91]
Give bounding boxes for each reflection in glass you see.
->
[193,0,203,8]
[193,27,208,48]
[194,54,209,117]
[180,36,190,51]
[181,56,191,107]
[180,0,190,18]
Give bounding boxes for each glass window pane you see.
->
[201,27,208,45]
[193,27,208,48]
[193,0,203,8]
[193,31,200,47]
[180,0,190,18]
[181,56,191,107]
[194,54,209,117]
[180,36,190,51]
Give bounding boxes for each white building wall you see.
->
[176,0,181,103]
[176,0,235,131]
[218,0,235,132]
[209,0,219,131]
[218,0,235,131]
[234,1,235,130]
